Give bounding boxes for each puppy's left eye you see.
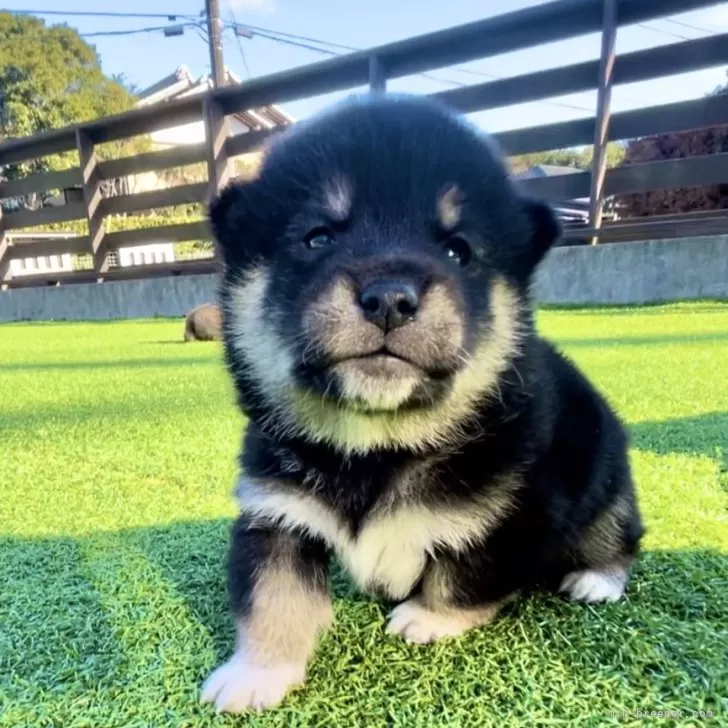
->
[444,236,471,267]
[304,227,336,250]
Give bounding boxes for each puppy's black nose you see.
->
[358,281,419,332]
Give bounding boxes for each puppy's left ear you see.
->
[511,197,561,280]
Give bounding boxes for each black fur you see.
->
[227,514,330,619]
[211,94,643,627]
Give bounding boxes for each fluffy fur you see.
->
[201,93,644,713]
[183,302,222,342]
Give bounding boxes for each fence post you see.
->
[589,0,617,245]
[204,98,232,201]
[76,129,107,276]
[0,210,10,290]
[369,55,387,92]
[204,97,232,262]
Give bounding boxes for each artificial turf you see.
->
[1,302,726,727]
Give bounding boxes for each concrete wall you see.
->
[0,274,220,322]
[1,236,727,322]
[533,235,728,305]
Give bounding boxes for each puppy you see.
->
[184,302,222,342]
[200,94,644,713]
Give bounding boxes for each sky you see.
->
[3,0,728,135]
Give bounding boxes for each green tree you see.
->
[616,72,728,217]
[509,143,625,174]
[0,12,145,206]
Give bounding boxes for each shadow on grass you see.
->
[554,331,728,349]
[0,318,185,328]
[538,300,728,314]
[144,339,224,346]
[631,412,728,467]
[1,519,726,719]
[147,340,196,346]
[0,536,123,691]
[0,392,237,435]
[0,356,222,373]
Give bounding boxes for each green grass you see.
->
[1,303,726,727]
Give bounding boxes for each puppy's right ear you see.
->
[507,197,561,281]
[208,181,256,269]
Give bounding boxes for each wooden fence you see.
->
[1,0,728,289]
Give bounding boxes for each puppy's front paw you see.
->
[386,599,469,644]
[559,568,627,603]
[200,652,306,713]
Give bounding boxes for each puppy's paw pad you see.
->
[559,569,626,603]
[386,599,467,644]
[200,653,305,713]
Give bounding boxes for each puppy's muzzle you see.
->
[303,271,465,371]
[358,279,420,333]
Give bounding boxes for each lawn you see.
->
[1,302,726,727]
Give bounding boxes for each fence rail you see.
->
[1,0,728,289]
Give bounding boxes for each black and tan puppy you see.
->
[184,302,222,342]
[201,94,643,713]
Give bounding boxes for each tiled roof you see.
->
[513,164,583,180]
[136,65,295,130]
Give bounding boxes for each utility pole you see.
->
[205,0,226,88]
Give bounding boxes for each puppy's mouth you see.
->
[295,318,464,413]
[313,347,452,414]
[336,350,423,378]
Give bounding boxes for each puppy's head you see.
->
[211,94,559,454]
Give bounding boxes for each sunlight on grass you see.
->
[1,303,726,726]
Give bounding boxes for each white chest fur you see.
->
[236,476,518,600]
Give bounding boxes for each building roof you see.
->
[137,65,295,130]
[512,164,592,222]
[513,164,583,180]
[493,164,613,226]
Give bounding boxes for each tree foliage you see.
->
[0,14,135,138]
[0,13,146,206]
[616,74,728,217]
[508,143,625,173]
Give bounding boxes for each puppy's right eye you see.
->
[443,236,472,267]
[303,227,336,250]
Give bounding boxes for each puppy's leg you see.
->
[386,552,517,645]
[559,561,629,603]
[201,516,332,713]
[183,317,196,342]
[559,489,644,605]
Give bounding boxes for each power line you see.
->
[232,23,594,113]
[14,6,594,115]
[445,66,595,111]
[193,25,209,44]
[426,63,593,111]
[662,17,716,35]
[241,27,470,91]
[226,24,465,86]
[244,28,340,56]
[637,23,693,42]
[2,8,199,20]
[81,23,197,38]
[226,1,251,79]
[237,25,362,52]
[450,67,507,81]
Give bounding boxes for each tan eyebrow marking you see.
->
[437,184,463,231]
[322,176,353,222]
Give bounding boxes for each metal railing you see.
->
[1,0,727,288]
